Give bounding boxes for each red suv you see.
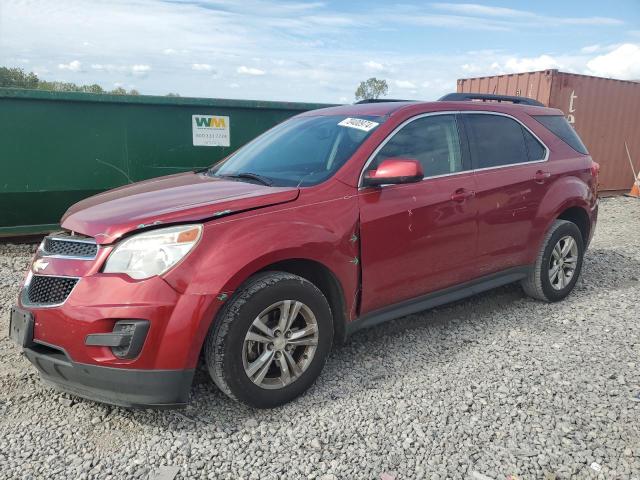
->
[9,93,598,409]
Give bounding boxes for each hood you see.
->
[61,172,299,244]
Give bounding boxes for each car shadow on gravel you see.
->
[124,247,640,427]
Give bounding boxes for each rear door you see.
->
[358,113,478,314]
[461,112,549,275]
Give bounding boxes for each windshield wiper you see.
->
[218,172,273,186]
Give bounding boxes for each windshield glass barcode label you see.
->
[338,117,379,132]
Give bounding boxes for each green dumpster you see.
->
[0,88,334,237]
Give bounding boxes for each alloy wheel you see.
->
[242,300,319,389]
[548,235,578,290]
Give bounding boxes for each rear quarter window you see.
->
[523,128,546,161]
[533,115,589,155]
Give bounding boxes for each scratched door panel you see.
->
[473,164,546,275]
[358,172,478,314]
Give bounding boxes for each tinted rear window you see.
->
[464,114,530,168]
[533,115,588,155]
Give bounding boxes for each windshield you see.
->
[209,115,384,187]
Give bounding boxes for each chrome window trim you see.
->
[358,110,550,188]
[358,111,460,187]
[462,110,550,166]
[20,272,81,308]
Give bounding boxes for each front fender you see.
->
[162,190,360,352]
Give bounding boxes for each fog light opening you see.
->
[111,320,149,359]
[85,319,149,360]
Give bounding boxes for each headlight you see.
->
[103,224,202,279]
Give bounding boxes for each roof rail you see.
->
[354,98,413,104]
[438,92,545,107]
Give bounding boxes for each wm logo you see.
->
[194,116,226,128]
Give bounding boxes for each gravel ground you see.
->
[1,197,639,480]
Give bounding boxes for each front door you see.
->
[358,113,478,314]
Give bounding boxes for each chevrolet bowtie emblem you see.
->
[33,259,49,273]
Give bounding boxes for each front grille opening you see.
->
[27,275,78,305]
[42,233,97,258]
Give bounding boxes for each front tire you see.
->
[205,271,333,408]
[522,219,584,302]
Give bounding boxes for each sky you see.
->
[1,0,639,103]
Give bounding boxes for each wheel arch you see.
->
[217,254,350,346]
[529,175,593,262]
[557,205,590,245]
[255,258,348,345]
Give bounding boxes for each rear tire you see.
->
[205,271,333,408]
[522,219,584,302]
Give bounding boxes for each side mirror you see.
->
[363,158,424,187]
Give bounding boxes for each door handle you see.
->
[451,188,475,203]
[534,170,551,183]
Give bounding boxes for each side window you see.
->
[522,128,546,161]
[465,114,531,168]
[371,114,464,177]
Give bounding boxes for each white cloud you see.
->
[229,82,240,89]
[502,54,561,72]
[192,63,214,72]
[58,60,82,71]
[303,15,359,27]
[586,43,640,79]
[364,60,386,72]
[581,44,602,54]
[461,63,484,73]
[91,63,151,77]
[163,48,177,55]
[431,3,528,18]
[431,3,622,26]
[131,64,151,76]
[394,79,416,89]
[237,66,266,76]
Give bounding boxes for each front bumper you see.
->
[15,272,220,408]
[18,274,219,369]
[24,342,194,408]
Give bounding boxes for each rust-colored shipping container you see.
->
[457,69,640,192]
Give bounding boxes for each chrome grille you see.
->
[42,234,97,258]
[26,275,78,305]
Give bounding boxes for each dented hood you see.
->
[61,172,299,244]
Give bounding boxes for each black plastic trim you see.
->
[354,99,414,104]
[347,266,531,336]
[111,320,150,359]
[23,343,194,409]
[439,93,545,107]
[85,332,128,347]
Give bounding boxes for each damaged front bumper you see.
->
[23,341,194,408]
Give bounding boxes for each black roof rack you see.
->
[354,98,413,104]
[438,92,545,107]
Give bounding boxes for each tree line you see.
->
[0,66,180,96]
[2,66,389,102]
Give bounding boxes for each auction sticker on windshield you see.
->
[192,115,231,147]
[338,117,379,132]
